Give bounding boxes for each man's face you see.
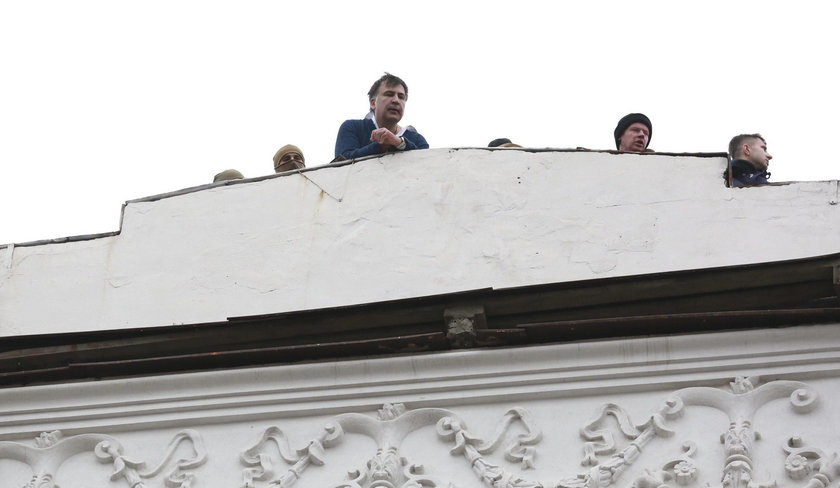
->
[370,82,406,127]
[743,138,772,171]
[275,152,304,173]
[618,122,650,152]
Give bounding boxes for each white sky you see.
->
[1,1,838,245]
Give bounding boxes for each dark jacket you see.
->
[334,119,429,160]
[730,159,770,187]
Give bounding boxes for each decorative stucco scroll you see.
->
[241,421,344,487]
[0,429,206,488]
[241,402,537,487]
[240,377,824,488]
[674,377,817,488]
[781,435,840,488]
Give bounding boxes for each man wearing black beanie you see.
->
[614,113,652,152]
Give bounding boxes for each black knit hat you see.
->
[614,113,652,149]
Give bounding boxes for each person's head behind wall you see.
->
[213,169,244,183]
[273,144,305,173]
[614,113,652,152]
[488,138,522,148]
[728,133,772,171]
[368,73,409,130]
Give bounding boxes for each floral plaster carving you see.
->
[336,446,441,488]
[241,422,344,487]
[240,379,826,488]
[240,403,549,487]
[21,473,57,488]
[630,442,699,488]
[781,436,840,488]
[0,429,206,488]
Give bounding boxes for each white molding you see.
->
[2,323,839,437]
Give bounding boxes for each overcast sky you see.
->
[1,1,838,245]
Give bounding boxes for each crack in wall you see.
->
[299,172,344,202]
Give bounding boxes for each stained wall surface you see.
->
[1,149,839,335]
[0,324,838,488]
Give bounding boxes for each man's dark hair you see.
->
[368,73,408,101]
[728,133,765,159]
[488,138,512,148]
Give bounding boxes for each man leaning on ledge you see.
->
[334,73,429,161]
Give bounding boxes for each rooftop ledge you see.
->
[1,148,838,337]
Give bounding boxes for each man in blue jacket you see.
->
[334,73,429,161]
[727,134,772,187]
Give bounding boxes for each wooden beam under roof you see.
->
[1,253,839,387]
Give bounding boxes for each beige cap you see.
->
[213,169,244,183]
[273,144,305,169]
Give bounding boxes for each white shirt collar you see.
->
[371,116,406,136]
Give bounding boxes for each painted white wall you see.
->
[1,149,838,336]
[1,324,838,488]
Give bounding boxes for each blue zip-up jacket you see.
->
[730,159,770,187]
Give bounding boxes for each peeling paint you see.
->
[107,277,132,288]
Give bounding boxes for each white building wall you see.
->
[1,149,839,335]
[1,324,839,488]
